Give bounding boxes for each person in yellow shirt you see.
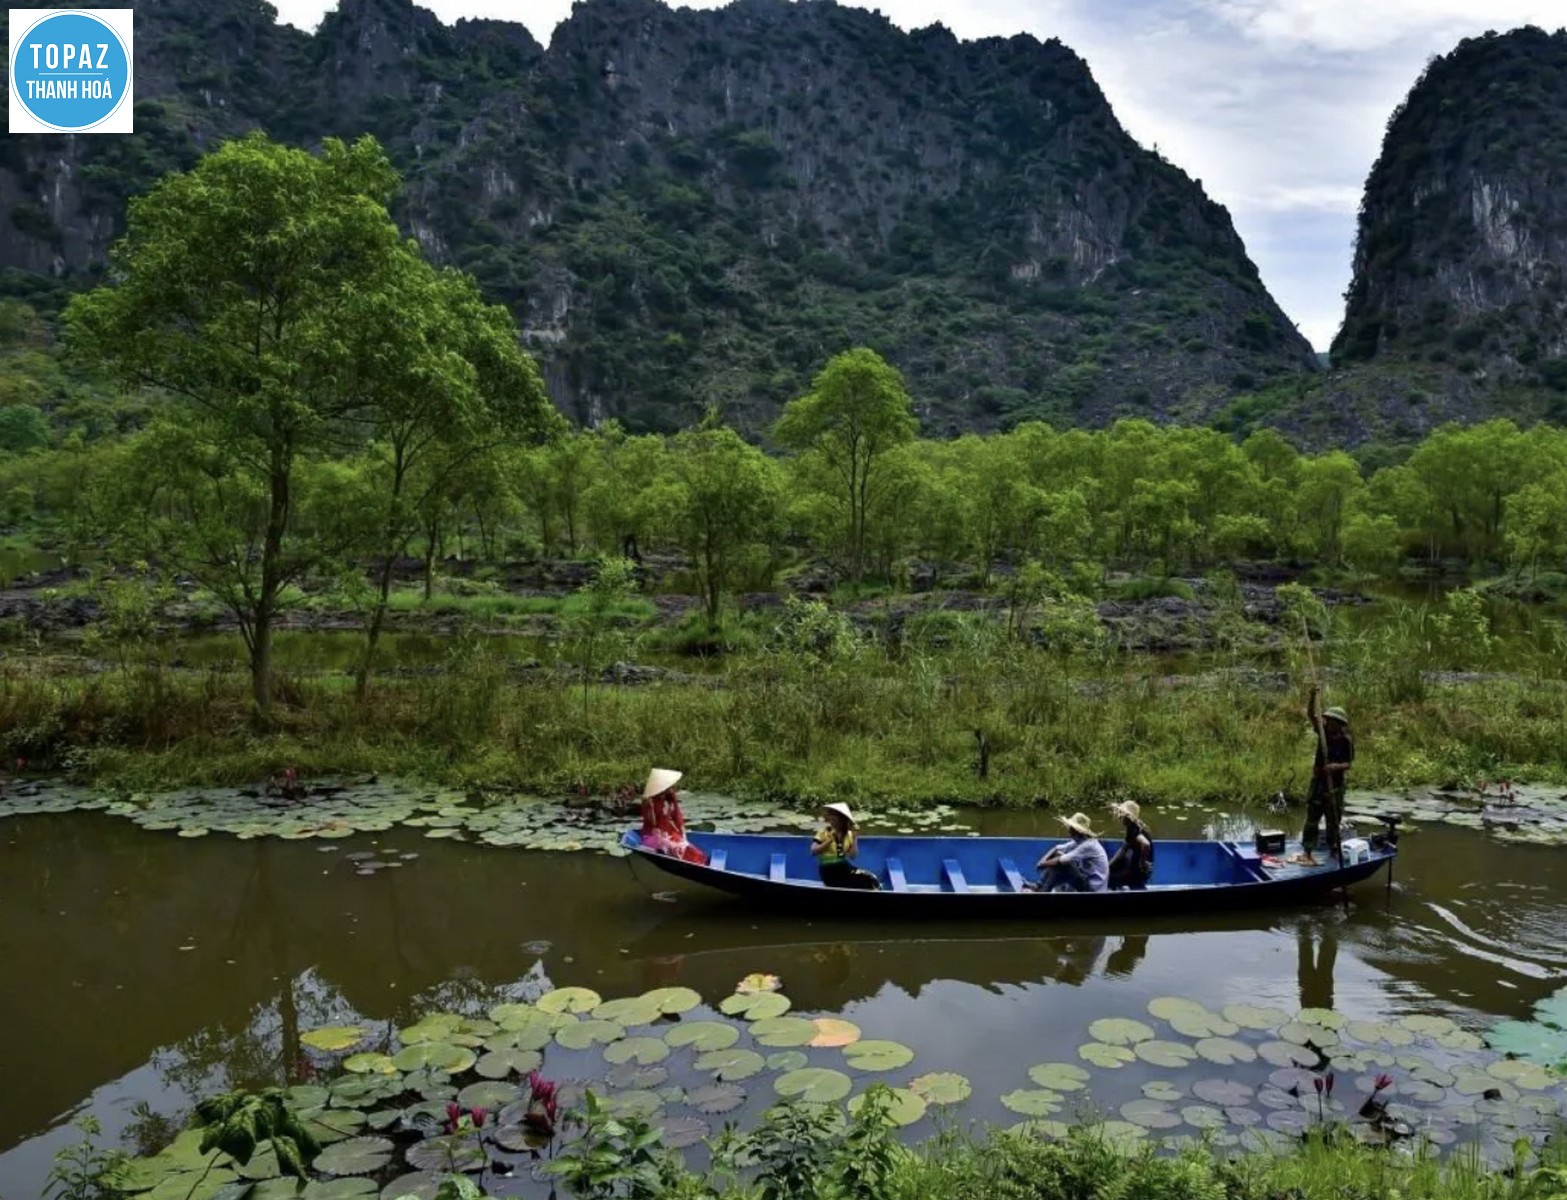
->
[811,803,880,890]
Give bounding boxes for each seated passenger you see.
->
[811,803,880,890]
[1107,800,1155,890]
[639,768,707,865]
[1027,811,1108,893]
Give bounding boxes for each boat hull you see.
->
[622,831,1394,918]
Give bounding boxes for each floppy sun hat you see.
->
[1061,811,1098,837]
[644,768,683,799]
[1110,800,1141,823]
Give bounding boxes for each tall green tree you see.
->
[348,263,556,697]
[661,424,781,627]
[65,131,547,712]
[774,348,917,583]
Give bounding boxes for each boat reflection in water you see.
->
[619,896,1374,1019]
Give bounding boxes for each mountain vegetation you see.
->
[0,0,1316,435]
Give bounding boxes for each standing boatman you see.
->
[1301,685,1354,864]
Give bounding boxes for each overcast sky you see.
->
[271,0,1566,350]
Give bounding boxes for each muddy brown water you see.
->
[2,807,1565,1196]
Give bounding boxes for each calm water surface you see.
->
[2,808,1565,1196]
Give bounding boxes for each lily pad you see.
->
[391,1043,476,1075]
[1279,1021,1338,1048]
[606,1062,669,1090]
[1265,1109,1310,1136]
[147,1171,238,1200]
[605,1089,664,1118]
[1225,1107,1262,1128]
[378,1172,449,1200]
[342,1053,398,1076]
[1296,1007,1347,1029]
[1257,1041,1318,1068]
[1486,1020,1567,1065]
[666,1022,739,1052]
[313,1137,394,1177]
[1346,1020,1415,1048]
[695,1048,767,1081]
[1401,1014,1458,1037]
[1181,1105,1228,1130]
[1088,1018,1155,1046]
[909,1073,972,1105]
[1134,1041,1197,1068]
[776,1068,853,1103]
[593,997,663,1027]
[1439,1030,1486,1051]
[403,1138,486,1174]
[643,987,703,1015]
[484,1026,554,1054]
[1001,1089,1063,1117]
[1195,1037,1256,1065]
[555,1019,625,1050]
[302,1026,367,1053]
[1486,1060,1556,1090]
[234,1144,283,1182]
[688,1082,747,1114]
[1119,1099,1180,1129]
[750,1017,817,1048]
[655,1115,711,1149]
[1169,1010,1241,1039]
[302,1182,379,1200]
[301,1111,367,1146]
[767,1050,810,1073]
[1222,1004,1291,1031]
[474,1048,542,1079]
[842,1040,915,1071]
[1096,1121,1148,1152]
[604,1036,671,1066]
[1028,1063,1090,1091]
[1006,1120,1072,1140]
[1141,1081,1183,1103]
[809,1018,863,1048]
[1079,1042,1136,1069]
[537,986,602,1015]
[286,1085,330,1110]
[849,1088,927,1127]
[456,1081,519,1110]
[1193,1079,1254,1106]
[719,992,792,1020]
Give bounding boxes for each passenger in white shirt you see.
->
[1026,811,1109,893]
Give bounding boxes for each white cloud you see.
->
[265,0,1567,351]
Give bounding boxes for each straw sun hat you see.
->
[820,802,858,827]
[1060,811,1098,837]
[643,768,683,799]
[1110,800,1141,823]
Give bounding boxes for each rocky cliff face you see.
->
[1334,26,1567,394]
[0,0,1317,433]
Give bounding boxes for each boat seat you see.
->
[942,858,969,893]
[768,853,786,882]
[884,857,908,892]
[998,857,1026,893]
[709,849,727,872]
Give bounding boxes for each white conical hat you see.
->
[644,768,683,799]
[820,802,857,826]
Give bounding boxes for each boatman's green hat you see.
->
[1323,706,1349,725]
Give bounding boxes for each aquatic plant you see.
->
[42,1117,126,1200]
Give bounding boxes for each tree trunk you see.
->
[356,554,397,702]
[252,446,290,714]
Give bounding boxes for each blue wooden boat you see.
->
[621,830,1397,917]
